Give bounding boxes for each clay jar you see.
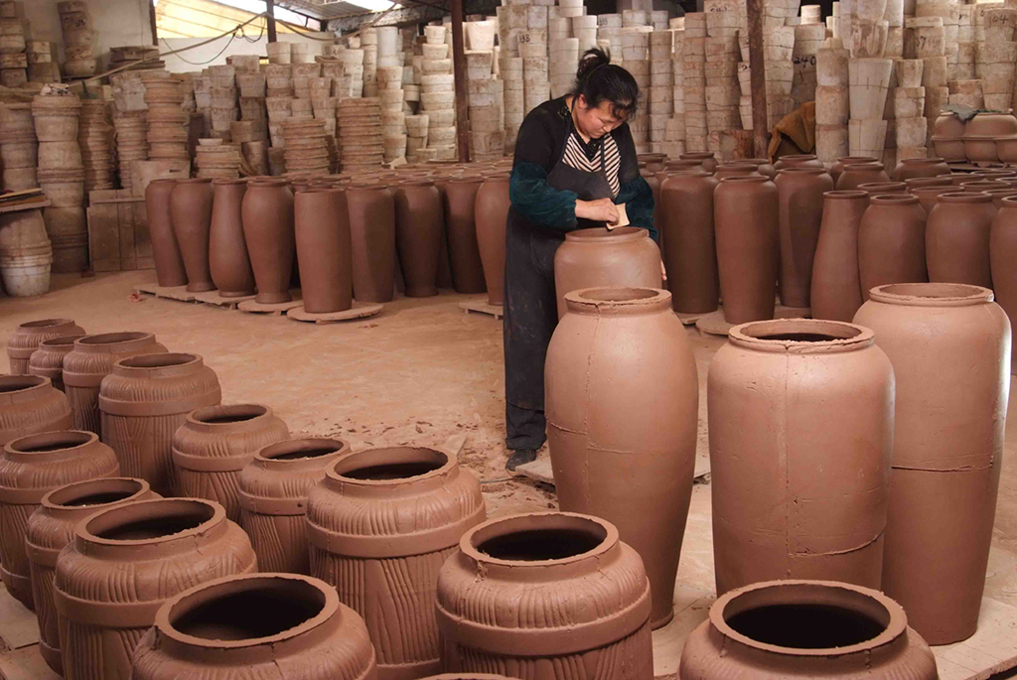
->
[307,447,486,678]
[26,477,157,674]
[830,156,879,186]
[856,181,907,195]
[680,151,718,173]
[242,178,295,304]
[436,512,653,678]
[238,437,350,574]
[854,283,1011,645]
[146,179,188,288]
[99,353,221,495]
[708,319,893,594]
[0,431,120,610]
[546,288,698,628]
[911,185,954,215]
[394,180,442,298]
[0,375,72,445]
[714,162,759,181]
[474,174,511,305]
[7,318,84,375]
[925,192,995,288]
[169,178,215,293]
[295,187,353,313]
[443,176,487,294]
[991,196,1017,373]
[28,335,85,391]
[857,195,928,300]
[679,580,938,680]
[775,168,835,309]
[893,157,951,181]
[659,170,720,314]
[836,161,890,190]
[208,179,255,298]
[904,176,954,191]
[714,175,779,323]
[130,574,378,680]
[811,191,868,322]
[170,404,289,523]
[773,154,824,171]
[346,185,397,303]
[552,227,662,319]
[55,498,257,680]
[63,332,167,435]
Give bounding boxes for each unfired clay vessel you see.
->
[145,179,188,288]
[7,318,84,375]
[681,152,718,173]
[295,187,353,313]
[857,195,928,300]
[925,191,995,288]
[830,156,879,185]
[0,375,72,445]
[991,196,1017,373]
[773,154,824,171]
[394,180,442,298]
[475,175,510,305]
[893,157,951,181]
[811,190,867,322]
[659,170,720,314]
[911,185,954,215]
[444,177,487,294]
[242,178,295,304]
[836,161,890,190]
[169,178,215,293]
[209,179,255,297]
[715,176,779,323]
[775,168,835,309]
[28,335,85,391]
[346,185,397,303]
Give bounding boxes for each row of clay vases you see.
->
[715,176,779,324]
[775,168,835,310]
[347,185,396,303]
[146,179,189,288]
[28,335,85,392]
[925,192,995,289]
[475,174,510,306]
[836,161,890,190]
[169,179,215,293]
[295,188,353,313]
[394,181,442,298]
[210,179,256,297]
[6,318,84,375]
[0,375,72,446]
[658,170,720,315]
[243,178,296,304]
[811,190,868,321]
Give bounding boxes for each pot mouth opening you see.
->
[332,447,448,481]
[9,430,93,453]
[576,287,660,303]
[77,331,149,346]
[477,526,605,562]
[1003,196,1017,206]
[119,352,197,369]
[938,191,992,202]
[868,194,917,204]
[192,404,267,425]
[843,161,884,170]
[680,152,715,160]
[86,499,216,542]
[719,175,769,183]
[0,375,45,393]
[465,513,614,565]
[822,190,868,199]
[777,154,817,161]
[902,157,945,164]
[730,319,871,351]
[19,318,72,329]
[777,167,826,174]
[49,478,147,508]
[856,182,905,192]
[836,156,879,163]
[40,334,84,348]
[261,438,346,461]
[869,282,994,305]
[564,226,643,241]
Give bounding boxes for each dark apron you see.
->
[502,114,615,451]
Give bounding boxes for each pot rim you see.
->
[822,190,868,200]
[840,161,885,171]
[856,182,906,192]
[76,497,224,547]
[0,374,50,396]
[174,178,212,184]
[775,167,828,175]
[728,319,875,354]
[718,175,771,184]
[680,152,716,161]
[900,157,947,164]
[459,511,618,568]
[1002,195,1017,207]
[41,476,151,512]
[37,334,85,348]
[3,429,96,459]
[563,226,646,243]
[936,191,993,203]
[868,282,994,306]
[185,403,272,431]
[112,352,202,374]
[835,156,879,164]
[324,446,454,489]
[903,176,954,188]
[15,318,74,331]
[564,287,671,314]
[253,436,351,466]
[211,178,248,185]
[867,194,919,205]
[73,331,155,349]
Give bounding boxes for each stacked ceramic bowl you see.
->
[292,63,321,100]
[815,39,850,162]
[233,55,267,142]
[58,0,96,77]
[338,97,384,171]
[405,114,429,162]
[893,59,928,160]
[848,57,892,159]
[792,23,824,109]
[948,79,983,109]
[598,14,624,65]
[112,111,147,192]
[143,73,189,162]
[683,12,708,153]
[362,27,379,97]
[195,139,242,179]
[207,64,237,141]
[26,40,58,84]
[973,7,1017,112]
[338,48,364,98]
[666,28,687,156]
[377,39,407,164]
[522,7,550,116]
[78,99,115,192]
[466,50,504,162]
[0,103,37,192]
[954,5,976,80]
[282,118,331,176]
[550,32,578,100]
[266,41,290,65]
[0,5,26,88]
[904,17,947,150]
[420,26,456,161]
[648,30,673,154]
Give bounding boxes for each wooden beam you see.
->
[150,0,159,46]
[266,0,278,42]
[746,0,768,158]
[450,0,470,162]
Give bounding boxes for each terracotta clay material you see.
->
[346,185,397,303]
[984,188,1017,209]
[714,162,760,181]
[238,437,350,574]
[0,375,72,446]
[131,573,378,680]
[738,158,776,179]
[854,283,1011,645]
[857,195,928,300]
[680,151,718,173]
[7,318,84,375]
[209,179,256,298]
[708,319,893,594]
[773,154,824,171]
[836,161,890,190]
[28,335,85,391]
[811,191,868,322]
[552,227,662,319]
[659,170,720,314]
[394,181,442,299]
[474,175,510,305]
[99,352,221,495]
[169,178,216,293]
[991,196,1017,373]
[775,168,835,309]
[893,157,951,181]
[26,477,157,674]
[419,676,512,679]
[715,175,780,323]
[242,178,296,304]
[911,185,955,215]
[307,447,486,679]
[146,179,188,288]
[830,156,880,186]
[904,176,954,191]
[0,431,120,611]
[856,181,907,195]
[960,180,1007,194]
[679,580,938,680]
[55,498,257,680]
[436,512,653,678]
[444,177,487,294]
[925,192,995,288]
[171,404,289,523]
[295,188,353,313]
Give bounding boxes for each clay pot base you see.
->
[459,297,504,319]
[287,302,384,323]
[238,293,303,315]
[675,308,718,326]
[696,304,811,336]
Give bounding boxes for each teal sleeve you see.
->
[509,161,579,232]
[616,176,658,242]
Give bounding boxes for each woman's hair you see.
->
[570,48,640,118]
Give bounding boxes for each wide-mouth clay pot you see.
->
[962,135,999,165]
[867,282,994,306]
[904,176,954,190]
[773,154,823,171]
[857,181,907,195]
[930,136,966,162]
[965,112,1017,138]
[680,152,718,173]
[727,318,873,351]
[959,179,1007,193]
[7,318,84,373]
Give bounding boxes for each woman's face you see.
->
[575,95,628,139]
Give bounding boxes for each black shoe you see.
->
[506,448,538,472]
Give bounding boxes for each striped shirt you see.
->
[562,130,622,197]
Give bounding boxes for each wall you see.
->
[23,0,154,71]
[159,32,334,72]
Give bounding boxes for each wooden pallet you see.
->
[134,283,255,309]
[459,297,504,319]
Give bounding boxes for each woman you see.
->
[503,48,656,471]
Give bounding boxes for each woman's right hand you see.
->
[576,198,620,224]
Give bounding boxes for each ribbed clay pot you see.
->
[830,156,879,185]
[7,318,84,375]
[991,196,1017,373]
[0,375,72,446]
[26,477,157,674]
[209,179,255,298]
[242,178,295,304]
[811,191,868,322]
[775,168,835,309]
[659,170,720,314]
[99,353,221,495]
[681,152,718,172]
[893,157,951,181]
[55,498,257,680]
[131,573,378,680]
[836,161,890,189]
[169,178,215,293]
[547,287,697,628]
[63,332,167,435]
[474,175,510,305]
[773,154,824,171]
[857,195,928,300]
[346,185,396,303]
[307,447,486,679]
[394,180,442,299]
[295,188,353,313]
[679,580,938,680]
[925,192,995,288]
[708,319,893,595]
[171,404,289,523]
[238,437,350,574]
[28,335,85,391]
[854,283,1011,645]
[715,176,779,323]
[0,431,120,611]
[444,177,487,294]
[145,179,188,288]
[552,227,662,319]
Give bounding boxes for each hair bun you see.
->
[575,47,611,81]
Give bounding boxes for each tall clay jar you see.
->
[925,191,995,288]
[170,404,289,523]
[394,180,442,298]
[773,153,824,171]
[857,195,928,300]
[55,498,257,680]
[811,191,868,322]
[775,168,835,309]
[830,156,879,185]
[307,447,486,679]
[169,178,215,293]
[145,179,188,288]
[436,512,654,678]
[242,178,295,304]
[893,157,951,181]
[7,318,84,375]
[443,176,487,294]
[474,174,511,305]
[708,319,893,594]
[659,170,720,314]
[679,580,938,680]
[26,477,157,674]
[991,196,1017,373]
[238,437,350,574]
[715,175,779,323]
[836,161,890,190]
[130,574,378,680]
[552,227,662,319]
[295,187,353,313]
[208,179,255,297]
[546,287,698,628]
[99,353,221,495]
[29,335,86,391]
[0,375,72,445]
[681,151,718,172]
[0,431,120,610]
[911,185,954,215]
[346,185,397,303]
[854,283,1011,645]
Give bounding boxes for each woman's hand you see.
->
[576,198,620,224]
